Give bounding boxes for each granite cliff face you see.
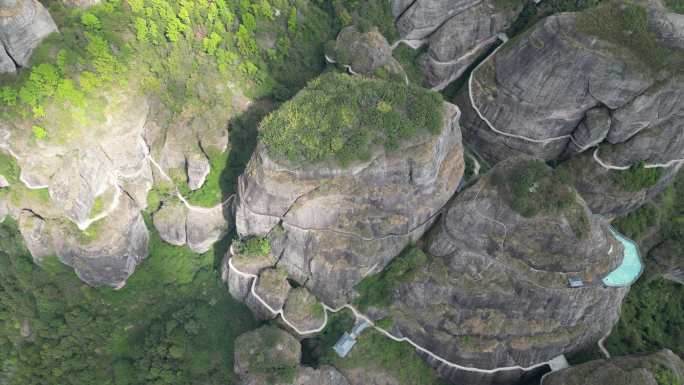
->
[458,6,684,168]
[233,100,464,306]
[543,349,684,385]
[357,157,629,383]
[391,0,522,89]
[0,0,57,73]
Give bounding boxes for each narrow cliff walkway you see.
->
[228,257,556,375]
[467,36,684,170]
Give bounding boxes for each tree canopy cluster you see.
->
[260,72,444,165]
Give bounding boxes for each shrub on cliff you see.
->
[611,161,664,192]
[260,72,443,165]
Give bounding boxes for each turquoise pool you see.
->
[602,228,643,287]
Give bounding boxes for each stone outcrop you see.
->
[361,157,629,383]
[234,100,464,306]
[240,366,351,385]
[0,0,58,73]
[234,326,301,378]
[282,287,326,332]
[152,198,231,253]
[563,152,682,217]
[418,1,521,89]
[234,325,351,385]
[2,74,235,286]
[543,349,684,385]
[331,26,405,80]
[458,6,684,169]
[18,195,148,288]
[391,0,522,88]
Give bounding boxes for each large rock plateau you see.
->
[233,100,464,306]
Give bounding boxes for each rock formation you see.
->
[543,349,684,385]
[391,0,522,88]
[234,325,350,385]
[152,198,231,253]
[0,0,58,73]
[330,26,406,80]
[562,152,682,217]
[2,77,235,286]
[1,91,152,287]
[457,3,684,169]
[356,157,629,383]
[233,75,464,306]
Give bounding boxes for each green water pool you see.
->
[602,228,643,287]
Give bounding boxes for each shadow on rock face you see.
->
[212,101,275,268]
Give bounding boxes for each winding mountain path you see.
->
[228,257,556,375]
[467,36,683,170]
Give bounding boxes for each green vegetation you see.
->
[0,217,257,385]
[174,148,231,208]
[576,1,680,71]
[611,161,664,192]
[317,311,449,385]
[605,278,684,357]
[236,237,272,257]
[260,72,443,165]
[2,0,338,147]
[614,203,659,240]
[602,169,684,365]
[241,326,298,383]
[331,0,398,42]
[392,43,426,85]
[664,0,684,13]
[0,153,50,205]
[31,125,48,140]
[354,247,428,311]
[613,167,682,245]
[492,159,589,237]
[655,365,680,385]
